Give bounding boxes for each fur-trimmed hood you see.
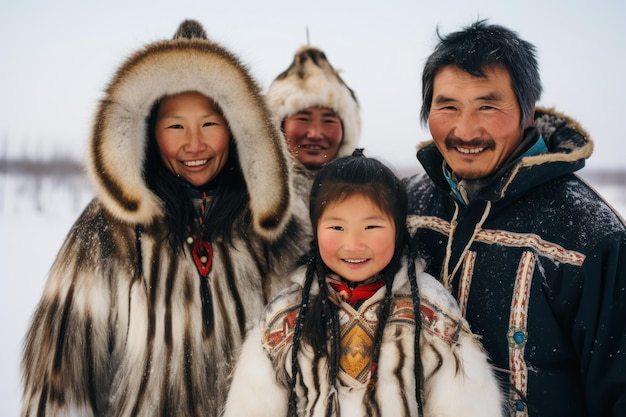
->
[267,46,360,159]
[86,19,292,239]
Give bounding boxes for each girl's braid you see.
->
[407,242,424,415]
[287,254,317,416]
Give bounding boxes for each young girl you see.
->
[223,150,504,417]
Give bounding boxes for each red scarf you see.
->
[329,279,385,306]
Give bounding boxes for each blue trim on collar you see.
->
[526,134,548,156]
[443,164,465,204]
[443,135,547,204]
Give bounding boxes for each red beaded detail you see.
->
[189,191,213,277]
[191,239,213,277]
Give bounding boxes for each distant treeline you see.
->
[0,154,91,213]
[0,155,83,176]
[1,154,625,214]
[2,154,625,184]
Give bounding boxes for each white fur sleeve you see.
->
[222,326,288,417]
[421,331,504,417]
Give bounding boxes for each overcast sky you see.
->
[1,0,625,172]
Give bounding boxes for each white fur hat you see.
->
[267,46,361,158]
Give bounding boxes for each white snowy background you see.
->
[2,0,626,415]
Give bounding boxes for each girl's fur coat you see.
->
[223,260,504,417]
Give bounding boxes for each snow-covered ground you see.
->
[1,176,93,416]
[1,173,624,416]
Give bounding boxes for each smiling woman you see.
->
[283,106,344,168]
[153,92,231,187]
[18,19,307,417]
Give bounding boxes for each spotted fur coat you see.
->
[20,20,306,417]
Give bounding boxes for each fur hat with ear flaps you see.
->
[267,46,361,158]
[87,19,292,239]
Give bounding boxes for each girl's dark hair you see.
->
[286,149,424,415]
[143,95,250,249]
[421,19,542,129]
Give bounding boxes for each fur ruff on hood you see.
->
[267,46,360,158]
[87,19,292,239]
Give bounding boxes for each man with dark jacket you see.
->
[404,19,626,416]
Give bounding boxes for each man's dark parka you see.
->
[404,107,626,416]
